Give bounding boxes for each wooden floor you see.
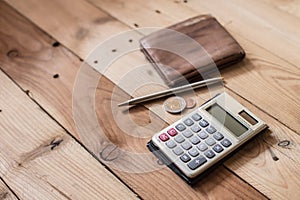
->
[0,0,299,199]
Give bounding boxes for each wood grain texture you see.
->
[89,0,300,130]
[86,0,300,130]
[0,2,266,199]
[0,180,17,200]
[7,0,300,133]
[87,0,300,134]
[93,71,266,200]
[179,0,300,67]
[263,0,300,19]
[5,0,130,59]
[222,91,300,200]
[3,0,300,199]
[63,0,300,198]
[0,69,138,199]
[90,0,300,75]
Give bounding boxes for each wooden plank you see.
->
[262,0,300,19]
[86,0,300,130]
[0,1,267,199]
[81,0,300,196]
[3,0,158,94]
[183,0,300,68]
[93,73,267,200]
[7,0,300,133]
[89,0,300,67]
[12,0,297,196]
[87,0,300,135]
[222,91,300,200]
[0,180,18,200]
[4,0,133,59]
[4,0,297,198]
[0,69,138,199]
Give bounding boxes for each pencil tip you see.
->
[118,102,129,107]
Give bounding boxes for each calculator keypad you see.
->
[191,124,201,133]
[167,128,177,137]
[205,137,216,146]
[213,132,224,141]
[180,154,191,163]
[157,112,233,172]
[173,146,183,155]
[183,118,194,126]
[206,126,217,134]
[182,130,193,138]
[199,119,209,127]
[175,123,186,131]
[190,136,200,145]
[221,139,232,147]
[198,131,208,139]
[188,156,207,170]
[174,135,185,143]
[159,133,169,142]
[192,113,202,121]
[181,141,192,150]
[166,140,176,149]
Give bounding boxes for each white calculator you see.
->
[147,92,268,184]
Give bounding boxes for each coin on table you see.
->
[185,97,196,109]
[163,96,186,114]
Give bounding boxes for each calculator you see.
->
[147,92,268,185]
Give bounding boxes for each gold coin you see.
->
[185,97,196,109]
[163,96,186,114]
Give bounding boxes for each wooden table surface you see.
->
[0,0,299,199]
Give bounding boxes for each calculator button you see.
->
[159,133,169,142]
[192,113,202,121]
[191,124,201,133]
[173,146,184,155]
[205,137,216,146]
[199,119,209,127]
[221,139,232,147]
[198,130,208,139]
[166,140,177,149]
[206,126,216,134]
[190,136,200,145]
[213,132,224,141]
[197,143,208,152]
[180,153,191,163]
[174,135,185,143]
[188,156,207,170]
[183,118,194,126]
[167,128,177,137]
[181,141,192,150]
[182,130,193,138]
[175,123,186,131]
[213,144,224,153]
[188,148,199,157]
[205,150,215,159]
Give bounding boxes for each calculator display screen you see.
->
[206,104,248,137]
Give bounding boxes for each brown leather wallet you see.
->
[140,15,245,87]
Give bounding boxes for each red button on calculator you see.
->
[159,133,169,142]
[167,128,178,136]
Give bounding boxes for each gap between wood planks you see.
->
[0,176,19,200]
[1,1,298,198]
[0,67,142,199]
[83,0,300,138]
[0,1,263,198]
[0,70,136,198]
[57,1,300,198]
[84,0,300,135]
[82,0,300,140]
